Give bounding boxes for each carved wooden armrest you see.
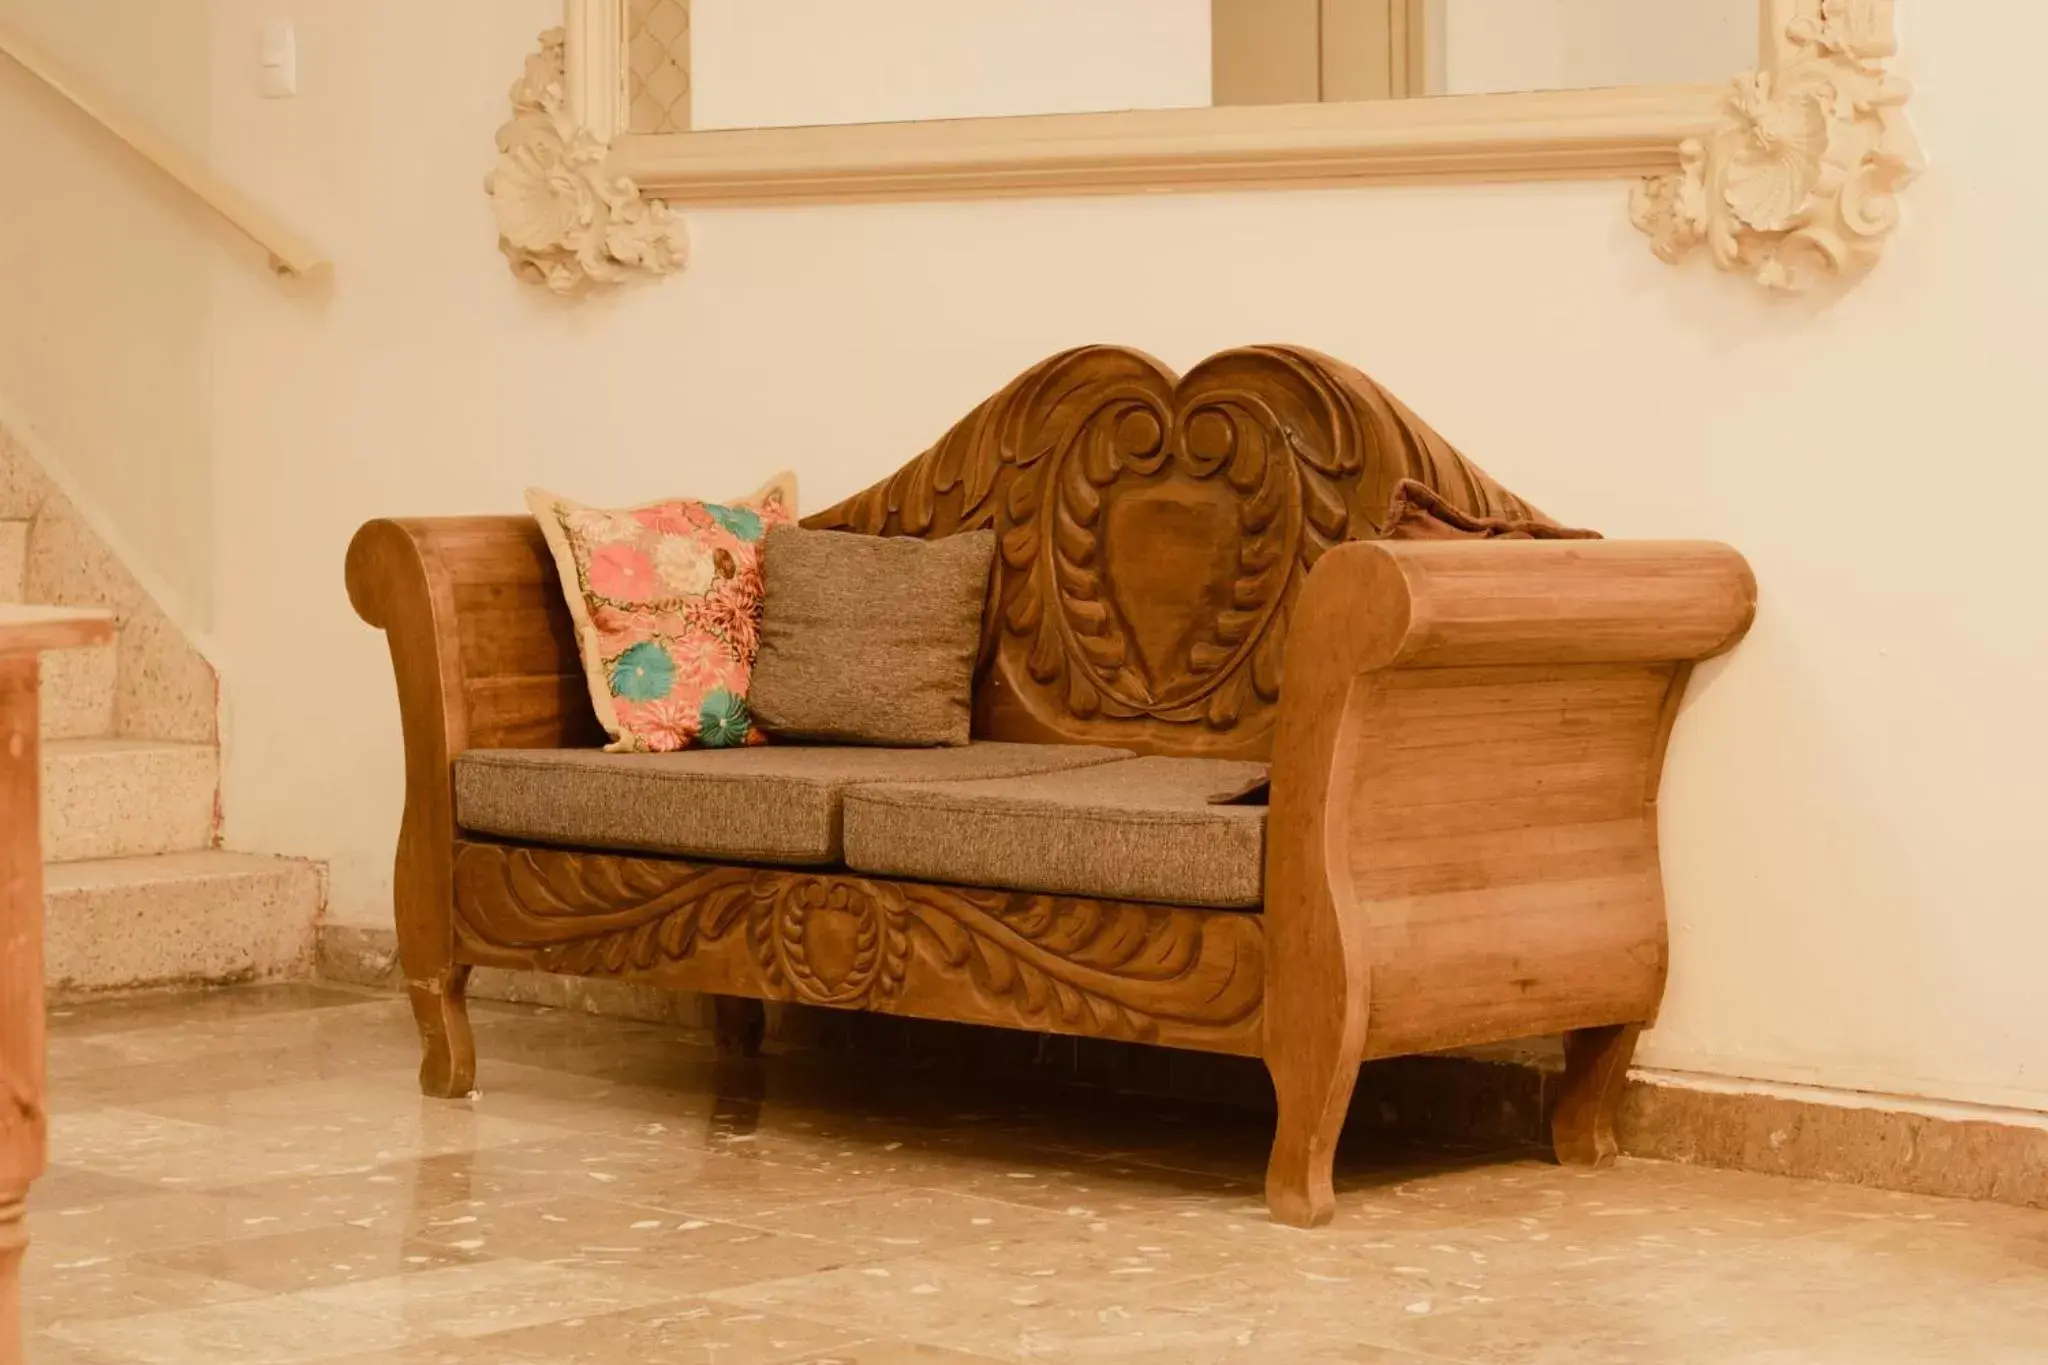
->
[346,516,598,769]
[1264,537,1756,1054]
[1281,537,1755,683]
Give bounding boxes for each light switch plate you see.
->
[258,20,296,98]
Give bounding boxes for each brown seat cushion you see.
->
[841,757,1270,909]
[454,742,1133,866]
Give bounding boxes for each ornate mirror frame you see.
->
[489,0,1919,297]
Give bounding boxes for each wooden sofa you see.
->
[345,345,1755,1228]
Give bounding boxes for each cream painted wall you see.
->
[5,3,2046,1115]
[692,0,1211,129]
[0,0,216,625]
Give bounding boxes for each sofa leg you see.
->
[1264,1018,1367,1229]
[711,996,766,1059]
[1265,1068,1357,1229]
[408,966,475,1098]
[1552,1023,1641,1167]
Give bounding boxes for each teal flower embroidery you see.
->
[706,502,765,542]
[609,641,675,702]
[697,687,751,747]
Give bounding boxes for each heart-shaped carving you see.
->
[805,345,1555,758]
[1100,481,1244,699]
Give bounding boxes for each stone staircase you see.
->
[1,428,323,992]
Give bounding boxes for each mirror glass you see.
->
[628,0,1759,136]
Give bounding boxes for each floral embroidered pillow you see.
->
[527,474,797,752]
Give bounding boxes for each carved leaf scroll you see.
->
[453,843,1265,1049]
[1632,0,1922,292]
[805,345,1559,758]
[486,28,687,296]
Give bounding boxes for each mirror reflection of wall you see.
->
[1420,0,1761,98]
[648,0,1761,136]
[1211,0,1423,105]
[1214,0,1757,105]
[689,0,1213,131]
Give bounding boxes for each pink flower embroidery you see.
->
[586,543,659,603]
[666,635,729,692]
[590,603,659,651]
[632,502,713,537]
[688,565,765,659]
[614,697,697,752]
[565,508,641,545]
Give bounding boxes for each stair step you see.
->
[0,519,24,603]
[42,738,218,862]
[39,642,117,739]
[43,852,324,993]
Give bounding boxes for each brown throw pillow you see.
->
[749,527,996,747]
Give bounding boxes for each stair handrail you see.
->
[0,16,329,279]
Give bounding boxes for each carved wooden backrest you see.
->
[805,345,1562,760]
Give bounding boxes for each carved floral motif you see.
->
[1632,0,1921,292]
[452,843,1265,1045]
[748,876,912,1008]
[485,28,686,296]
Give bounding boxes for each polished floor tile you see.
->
[18,984,2048,1364]
[467,1299,864,1364]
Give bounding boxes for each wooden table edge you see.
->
[0,607,116,655]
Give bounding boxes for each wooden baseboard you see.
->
[313,923,2047,1211]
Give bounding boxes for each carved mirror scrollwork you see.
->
[489,0,1919,297]
[484,27,688,296]
[1632,0,1921,292]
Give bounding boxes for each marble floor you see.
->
[21,985,2048,1365]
